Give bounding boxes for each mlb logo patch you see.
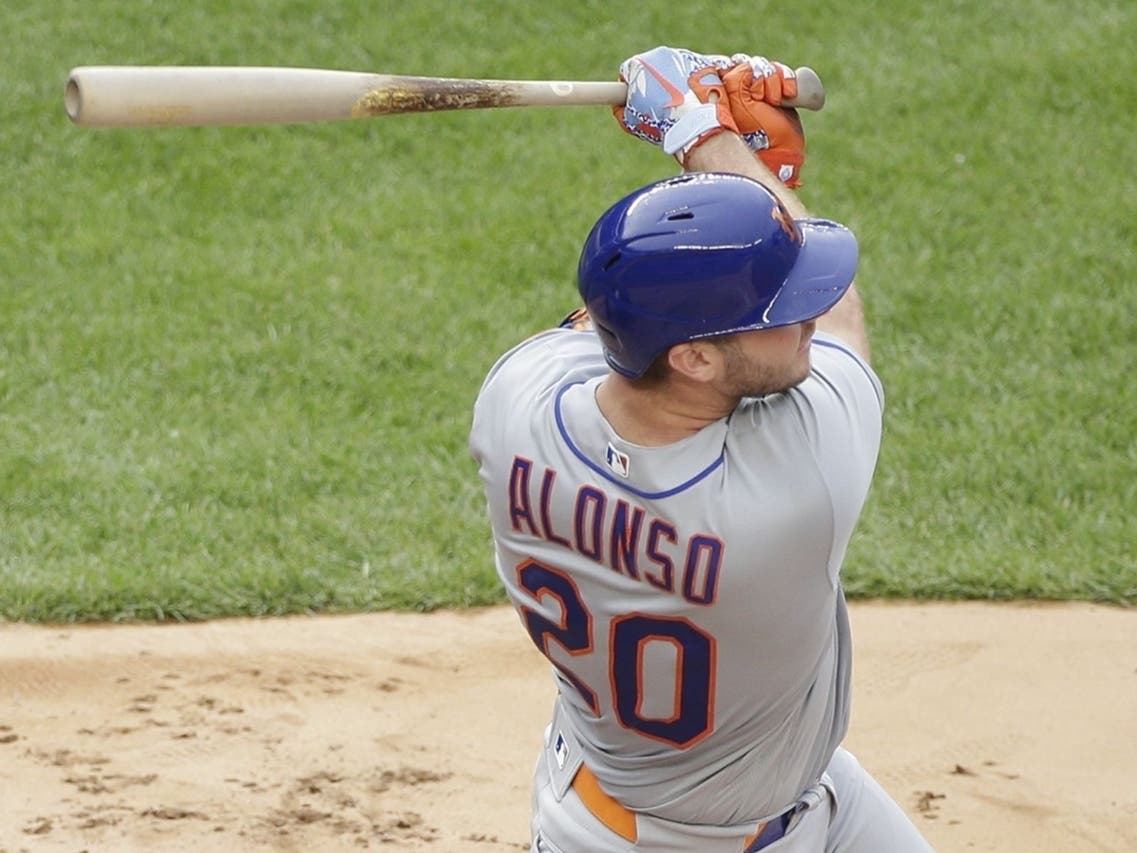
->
[605,443,630,478]
[554,731,569,769]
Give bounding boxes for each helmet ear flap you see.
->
[595,330,632,376]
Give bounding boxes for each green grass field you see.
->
[3,1,1135,621]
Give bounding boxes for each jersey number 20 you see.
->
[517,559,715,749]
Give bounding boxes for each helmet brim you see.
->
[760,218,858,328]
[691,217,856,341]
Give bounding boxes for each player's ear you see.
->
[667,341,720,383]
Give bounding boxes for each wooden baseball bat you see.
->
[64,66,825,128]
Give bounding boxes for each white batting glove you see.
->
[614,46,740,163]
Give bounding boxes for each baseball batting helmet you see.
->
[577,172,858,378]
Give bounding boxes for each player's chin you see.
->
[762,359,812,396]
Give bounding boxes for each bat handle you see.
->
[614,66,824,111]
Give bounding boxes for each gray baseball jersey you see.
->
[470,326,883,826]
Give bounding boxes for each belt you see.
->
[571,763,638,842]
[571,764,789,850]
[743,809,792,852]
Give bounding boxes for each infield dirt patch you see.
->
[1,602,1134,851]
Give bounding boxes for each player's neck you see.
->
[595,374,736,446]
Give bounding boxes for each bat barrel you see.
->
[64,76,83,122]
[65,66,381,127]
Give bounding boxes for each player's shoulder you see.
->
[806,332,885,411]
[476,327,606,405]
[728,332,883,442]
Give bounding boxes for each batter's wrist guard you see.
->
[663,103,731,163]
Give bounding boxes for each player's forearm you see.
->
[815,282,871,363]
[683,132,809,218]
[683,133,872,364]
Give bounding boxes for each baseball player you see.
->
[470,46,935,852]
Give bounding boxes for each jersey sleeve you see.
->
[477,329,603,399]
[786,332,886,577]
[470,329,606,462]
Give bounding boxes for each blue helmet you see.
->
[577,172,858,378]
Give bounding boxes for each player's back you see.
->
[470,328,882,824]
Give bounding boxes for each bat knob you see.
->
[793,67,825,111]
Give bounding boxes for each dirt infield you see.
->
[1,602,1134,852]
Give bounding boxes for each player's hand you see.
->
[614,46,739,164]
[720,55,806,187]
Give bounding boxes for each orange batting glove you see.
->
[721,56,806,187]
